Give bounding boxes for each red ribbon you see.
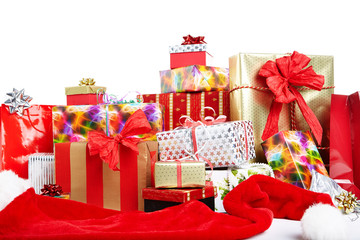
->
[181,35,207,45]
[88,109,152,171]
[259,51,325,144]
[41,184,63,197]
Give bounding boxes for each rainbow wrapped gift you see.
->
[261,131,328,189]
[160,65,229,93]
[53,103,164,143]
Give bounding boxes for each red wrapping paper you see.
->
[142,91,230,131]
[142,186,217,203]
[0,104,54,179]
[170,52,211,69]
[66,94,104,105]
[330,93,360,197]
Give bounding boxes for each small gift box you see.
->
[261,131,328,189]
[169,35,212,69]
[160,65,229,93]
[52,103,164,143]
[229,52,334,164]
[205,169,228,212]
[156,120,255,168]
[65,78,106,105]
[28,153,55,194]
[142,91,230,131]
[142,186,217,212]
[154,161,206,188]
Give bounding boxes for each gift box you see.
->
[28,153,55,194]
[142,186,217,212]
[65,85,106,105]
[0,104,54,179]
[55,141,158,211]
[156,120,255,168]
[142,91,230,131]
[228,163,274,190]
[154,161,206,188]
[160,65,229,93]
[229,52,334,164]
[261,131,328,189]
[330,93,360,197]
[52,103,164,143]
[206,169,228,212]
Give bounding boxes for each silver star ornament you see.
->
[4,88,32,116]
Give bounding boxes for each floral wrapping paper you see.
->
[206,169,228,212]
[261,131,328,189]
[52,103,164,143]
[229,53,334,164]
[160,65,229,93]
[156,120,256,168]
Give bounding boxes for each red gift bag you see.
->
[330,93,360,197]
[0,104,54,179]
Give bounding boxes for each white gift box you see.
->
[28,153,55,194]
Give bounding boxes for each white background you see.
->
[0,0,359,105]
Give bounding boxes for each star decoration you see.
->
[335,191,360,214]
[4,88,32,116]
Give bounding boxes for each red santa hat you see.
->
[0,171,345,239]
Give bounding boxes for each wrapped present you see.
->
[228,163,274,190]
[169,35,212,69]
[161,65,229,93]
[330,93,360,197]
[142,91,230,131]
[229,52,334,164]
[142,186,217,212]
[154,161,206,188]
[261,131,328,189]
[55,140,158,211]
[65,78,106,105]
[0,91,54,179]
[156,120,255,168]
[206,169,228,212]
[52,103,164,143]
[28,153,55,194]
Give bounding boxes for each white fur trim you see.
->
[301,203,347,240]
[0,170,31,211]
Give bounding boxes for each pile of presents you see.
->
[1,35,359,214]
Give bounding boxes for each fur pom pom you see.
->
[301,203,347,240]
[0,170,31,211]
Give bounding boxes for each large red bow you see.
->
[88,109,152,171]
[259,51,325,144]
[181,35,206,45]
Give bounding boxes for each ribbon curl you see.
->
[88,109,152,171]
[259,51,325,144]
[181,35,206,45]
[179,106,227,128]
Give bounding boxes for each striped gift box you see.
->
[28,153,55,194]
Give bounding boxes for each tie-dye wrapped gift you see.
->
[156,120,256,168]
[261,131,328,189]
[160,65,229,93]
[53,103,164,143]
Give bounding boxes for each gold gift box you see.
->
[65,86,106,95]
[229,53,334,163]
[155,161,206,188]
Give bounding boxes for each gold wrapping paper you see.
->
[155,161,206,188]
[65,86,106,95]
[229,53,334,163]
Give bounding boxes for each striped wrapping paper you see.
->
[28,153,55,194]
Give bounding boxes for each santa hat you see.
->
[0,171,346,239]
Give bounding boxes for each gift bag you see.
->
[329,93,360,197]
[0,104,54,179]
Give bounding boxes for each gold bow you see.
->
[335,191,360,214]
[79,78,95,86]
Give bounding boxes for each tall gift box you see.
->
[229,52,334,164]
[55,141,158,211]
[262,131,328,189]
[160,65,229,93]
[0,104,54,179]
[142,91,230,131]
[53,103,164,143]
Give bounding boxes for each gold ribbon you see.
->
[79,78,95,86]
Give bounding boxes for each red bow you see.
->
[88,109,152,171]
[181,35,207,45]
[259,51,325,144]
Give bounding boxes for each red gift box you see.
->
[142,91,230,131]
[66,94,104,105]
[330,93,360,197]
[0,104,54,179]
[170,51,212,69]
[142,186,217,203]
[55,141,158,211]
